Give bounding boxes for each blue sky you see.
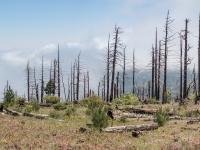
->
[0,0,200,100]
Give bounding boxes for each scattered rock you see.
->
[79,127,91,133]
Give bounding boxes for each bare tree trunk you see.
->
[87,70,90,97]
[180,36,183,104]
[155,28,158,100]
[110,27,121,102]
[71,64,73,101]
[61,69,66,101]
[57,44,60,97]
[116,72,119,98]
[123,46,126,95]
[41,57,44,103]
[193,64,197,104]
[148,81,151,99]
[152,45,155,98]
[107,34,110,102]
[158,41,161,100]
[98,82,100,96]
[34,66,38,101]
[103,75,105,100]
[76,52,80,100]
[183,19,189,99]
[27,61,30,102]
[133,49,135,94]
[73,61,76,101]
[53,59,56,95]
[198,14,200,96]
[84,73,86,98]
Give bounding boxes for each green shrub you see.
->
[91,105,109,132]
[14,97,26,104]
[119,116,127,123]
[148,98,161,104]
[65,107,76,117]
[44,95,61,104]
[53,103,66,110]
[65,101,72,106]
[31,100,40,112]
[154,108,169,126]
[112,99,122,104]
[85,95,108,132]
[12,105,23,112]
[86,95,105,116]
[185,110,199,117]
[49,110,60,118]
[24,106,33,113]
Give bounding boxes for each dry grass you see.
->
[0,103,200,149]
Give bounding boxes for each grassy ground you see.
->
[0,103,200,150]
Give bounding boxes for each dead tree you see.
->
[116,72,119,98]
[162,10,175,103]
[76,52,81,100]
[26,61,30,102]
[98,82,100,96]
[73,60,76,101]
[57,44,60,97]
[155,28,158,100]
[122,46,126,95]
[110,26,123,102]
[41,56,44,103]
[106,34,110,102]
[61,69,66,101]
[180,35,183,104]
[194,64,197,104]
[53,59,57,95]
[133,49,135,94]
[198,14,200,96]
[157,40,161,100]
[152,45,155,98]
[83,73,86,98]
[34,66,39,101]
[87,70,90,97]
[70,64,73,101]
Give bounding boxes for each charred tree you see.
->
[116,72,119,98]
[106,34,110,102]
[26,61,30,102]
[122,46,126,95]
[110,26,123,102]
[57,44,60,97]
[41,56,44,103]
[198,14,200,96]
[180,36,183,104]
[162,10,175,103]
[155,28,158,100]
[151,45,155,98]
[133,49,135,94]
[76,52,81,100]
[87,70,90,97]
[157,40,161,100]
[183,19,189,99]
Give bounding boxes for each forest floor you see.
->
[0,102,200,150]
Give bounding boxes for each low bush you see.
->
[185,110,199,117]
[118,116,127,123]
[24,106,32,113]
[148,98,161,104]
[154,108,169,126]
[44,95,61,104]
[54,103,66,110]
[113,94,141,106]
[49,110,60,118]
[31,100,40,112]
[65,107,76,117]
[14,97,26,104]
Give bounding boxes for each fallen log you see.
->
[102,123,158,133]
[79,127,91,133]
[3,107,22,116]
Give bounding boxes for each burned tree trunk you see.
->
[198,14,200,96]
[183,19,189,99]
[152,45,155,98]
[180,36,183,104]
[87,70,90,97]
[26,61,30,102]
[61,69,66,101]
[123,46,126,95]
[73,60,76,101]
[116,72,119,98]
[71,64,73,101]
[53,59,56,95]
[158,41,161,100]
[110,26,123,102]
[98,82,100,96]
[41,57,44,103]
[155,28,158,100]
[106,34,110,102]
[57,44,60,97]
[133,49,135,94]
[76,52,80,100]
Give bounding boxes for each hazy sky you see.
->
[0,0,200,100]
